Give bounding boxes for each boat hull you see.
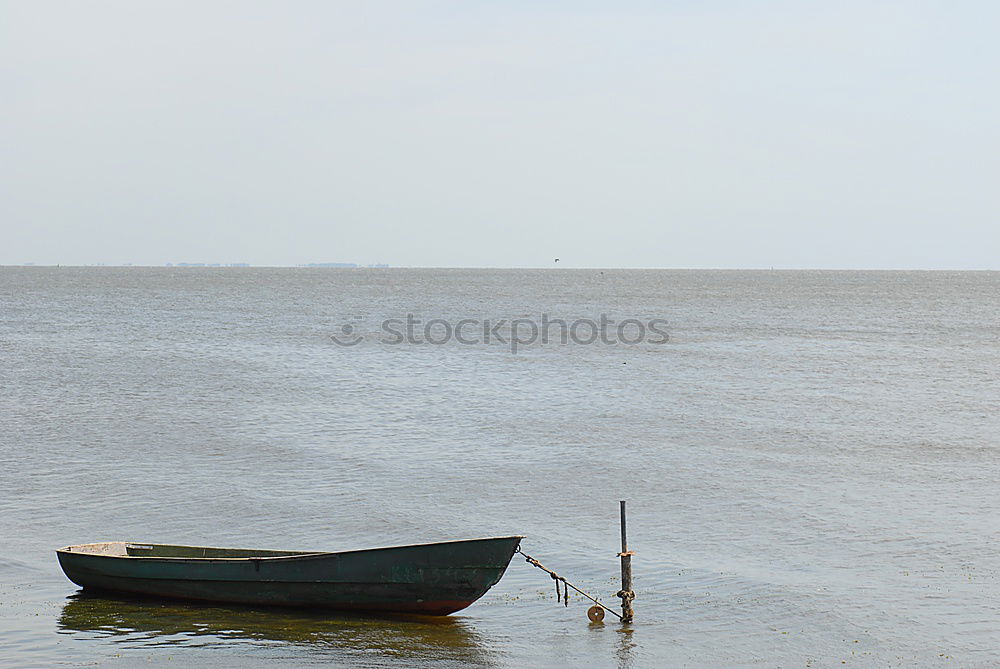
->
[56,536,522,616]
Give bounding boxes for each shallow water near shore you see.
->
[2,267,999,667]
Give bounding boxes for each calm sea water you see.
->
[1,268,998,668]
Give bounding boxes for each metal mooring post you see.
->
[617,500,635,622]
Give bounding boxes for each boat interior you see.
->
[59,542,318,559]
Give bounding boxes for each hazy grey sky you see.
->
[2,1,998,268]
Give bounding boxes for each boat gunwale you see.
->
[56,535,525,563]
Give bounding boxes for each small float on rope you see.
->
[516,500,635,623]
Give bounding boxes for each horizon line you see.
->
[3,264,999,272]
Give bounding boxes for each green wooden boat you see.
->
[56,536,522,616]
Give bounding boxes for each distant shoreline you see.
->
[3,265,998,272]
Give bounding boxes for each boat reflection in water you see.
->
[57,592,496,664]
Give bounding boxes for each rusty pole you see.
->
[617,500,635,622]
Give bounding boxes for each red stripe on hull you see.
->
[340,600,477,616]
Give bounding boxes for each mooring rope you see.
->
[514,547,623,620]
